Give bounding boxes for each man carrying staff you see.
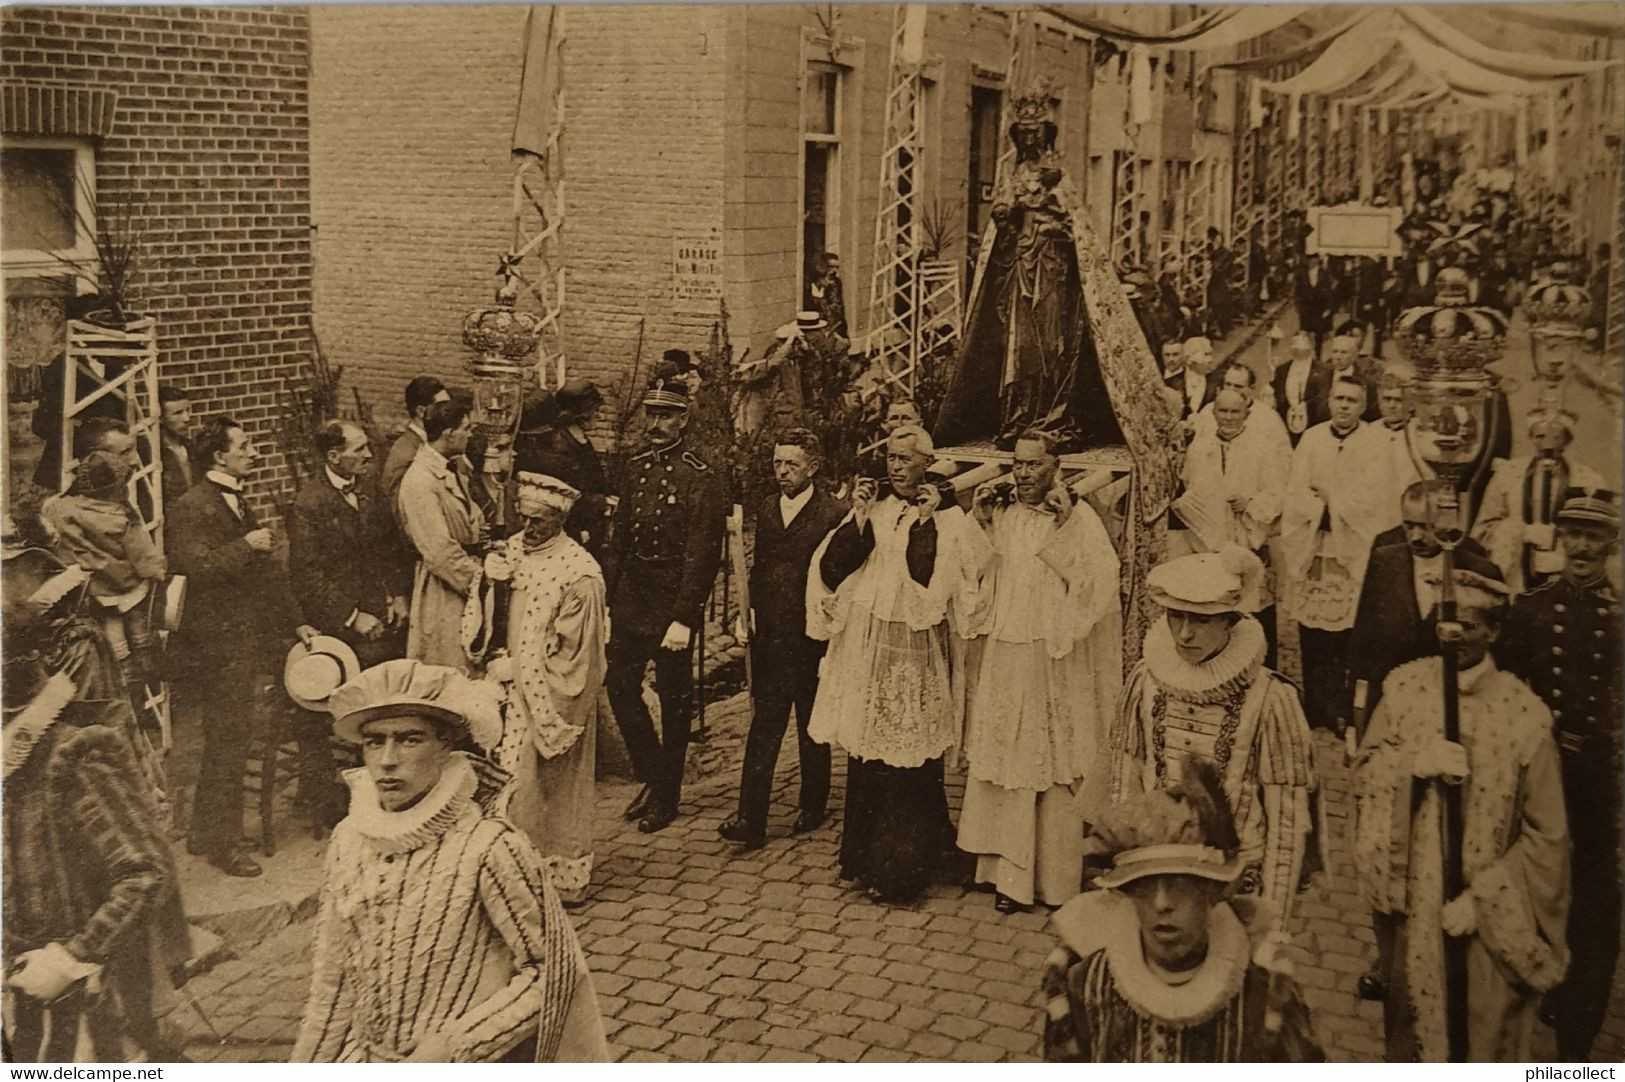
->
[1353,562,1569,1062]
[957,429,1121,913]
[808,425,990,904]
[293,659,606,1063]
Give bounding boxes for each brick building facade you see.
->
[307,5,1189,444]
[1,5,311,517]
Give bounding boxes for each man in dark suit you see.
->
[287,420,407,666]
[168,418,317,877]
[1294,254,1338,358]
[1271,332,1330,446]
[718,428,847,851]
[158,384,196,503]
[603,369,728,834]
[286,421,406,828]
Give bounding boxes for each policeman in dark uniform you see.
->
[1496,486,1621,1062]
[603,367,727,834]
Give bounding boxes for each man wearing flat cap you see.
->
[1042,760,1322,1062]
[1496,487,1620,1061]
[1107,545,1317,931]
[491,473,607,906]
[1354,561,1569,1062]
[602,369,727,833]
[1472,407,1605,594]
[293,659,606,1063]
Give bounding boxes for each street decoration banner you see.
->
[1305,204,1405,258]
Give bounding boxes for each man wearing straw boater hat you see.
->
[1496,487,1620,1061]
[1353,560,1569,1062]
[1107,545,1317,932]
[1041,760,1322,1062]
[292,659,606,1063]
[602,364,727,834]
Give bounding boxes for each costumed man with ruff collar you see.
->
[808,425,991,904]
[490,473,607,907]
[957,429,1122,913]
[1108,547,1317,930]
[1353,563,1569,1062]
[293,660,606,1063]
[1042,760,1322,1062]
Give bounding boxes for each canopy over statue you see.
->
[933,80,1178,521]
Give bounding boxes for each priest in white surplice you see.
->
[1343,361,1425,538]
[1281,374,1381,734]
[807,425,992,905]
[1173,389,1289,668]
[956,431,1122,913]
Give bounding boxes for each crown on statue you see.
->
[1523,280,1591,338]
[1010,78,1057,126]
[1395,294,1508,377]
[463,255,545,368]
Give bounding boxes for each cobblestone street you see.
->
[157,685,1625,1063]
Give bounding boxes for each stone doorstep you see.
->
[177,829,328,968]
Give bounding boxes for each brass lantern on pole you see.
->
[1522,276,1590,400]
[1393,263,1509,1063]
[462,256,544,443]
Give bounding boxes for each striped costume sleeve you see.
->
[454,827,579,1062]
[292,842,358,1062]
[57,728,174,966]
[1254,676,1316,920]
[1041,946,1087,1062]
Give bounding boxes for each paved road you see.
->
[157,306,1622,1064]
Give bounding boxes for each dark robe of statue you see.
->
[935,118,1121,453]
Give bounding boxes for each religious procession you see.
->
[1,1,1621,1068]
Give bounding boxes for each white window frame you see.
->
[1,134,97,283]
[799,57,846,294]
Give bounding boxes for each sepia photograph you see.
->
[0,0,1620,1066]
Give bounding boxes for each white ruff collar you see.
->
[1058,891,1250,1026]
[1142,616,1266,704]
[341,754,480,855]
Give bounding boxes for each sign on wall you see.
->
[673,229,723,313]
[1305,204,1404,258]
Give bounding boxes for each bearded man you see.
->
[957,429,1122,912]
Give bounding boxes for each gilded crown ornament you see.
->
[1395,267,1509,377]
[462,255,543,437]
[1522,280,1591,338]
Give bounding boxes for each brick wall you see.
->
[0,5,312,520]
[310,4,728,452]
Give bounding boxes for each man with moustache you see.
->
[718,428,847,851]
[958,429,1122,913]
[158,385,197,502]
[602,368,727,834]
[1496,488,1621,1062]
[808,425,991,904]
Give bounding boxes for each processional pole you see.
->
[1396,268,1508,1062]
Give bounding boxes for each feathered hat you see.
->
[1092,758,1243,889]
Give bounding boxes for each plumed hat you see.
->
[516,471,580,516]
[1092,759,1243,889]
[329,659,503,750]
[1147,545,1265,615]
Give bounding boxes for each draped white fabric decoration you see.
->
[1037,4,1311,51]
[1482,3,1625,40]
[1129,47,1153,127]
